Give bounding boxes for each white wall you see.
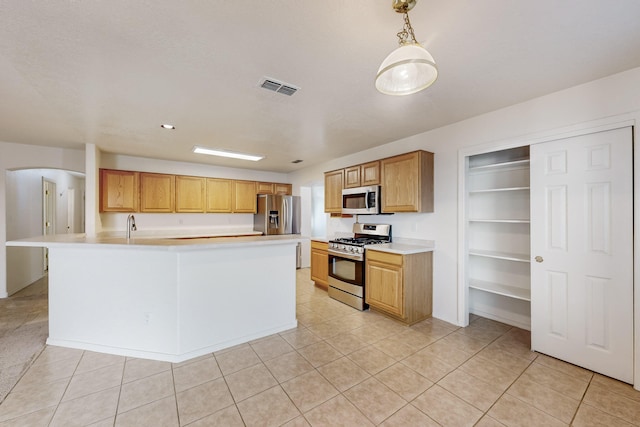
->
[290,66,640,326]
[0,142,85,297]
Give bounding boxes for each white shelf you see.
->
[469,159,530,172]
[469,279,531,301]
[469,187,529,194]
[469,219,530,224]
[468,249,530,262]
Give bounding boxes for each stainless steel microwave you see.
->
[342,185,381,215]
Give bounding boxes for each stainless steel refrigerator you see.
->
[254,194,301,267]
[254,195,300,235]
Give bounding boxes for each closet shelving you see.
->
[466,146,531,328]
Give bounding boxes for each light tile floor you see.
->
[1,269,639,426]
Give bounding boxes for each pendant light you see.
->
[375,0,438,96]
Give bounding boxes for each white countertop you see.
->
[366,241,435,255]
[7,233,306,252]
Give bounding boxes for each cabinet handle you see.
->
[535,256,543,263]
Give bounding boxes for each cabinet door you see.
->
[257,182,275,194]
[206,178,233,213]
[324,170,343,213]
[140,173,175,213]
[175,176,205,213]
[381,151,433,213]
[310,241,329,289]
[366,260,404,317]
[361,161,380,186]
[100,169,139,212]
[274,183,292,195]
[344,166,361,188]
[233,180,257,213]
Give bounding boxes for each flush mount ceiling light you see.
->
[375,0,438,96]
[192,146,264,162]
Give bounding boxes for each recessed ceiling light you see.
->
[160,124,175,129]
[192,146,264,162]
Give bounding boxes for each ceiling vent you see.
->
[259,77,299,96]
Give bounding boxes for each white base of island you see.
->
[45,240,298,362]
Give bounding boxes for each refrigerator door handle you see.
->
[283,197,289,233]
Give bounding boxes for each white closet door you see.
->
[530,126,633,383]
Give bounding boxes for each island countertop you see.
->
[7,233,306,251]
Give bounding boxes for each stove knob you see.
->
[358,247,364,254]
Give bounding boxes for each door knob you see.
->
[535,256,543,263]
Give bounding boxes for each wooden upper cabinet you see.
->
[233,180,257,213]
[257,182,275,195]
[344,161,380,189]
[100,169,139,212]
[140,173,175,213]
[175,176,206,213]
[344,166,361,189]
[257,182,292,195]
[361,161,381,186]
[324,169,344,213]
[274,183,292,195]
[381,150,434,213]
[206,178,233,213]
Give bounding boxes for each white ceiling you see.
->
[2,1,640,173]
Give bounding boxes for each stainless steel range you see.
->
[328,223,391,310]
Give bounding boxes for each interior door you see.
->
[530,126,633,383]
[42,179,56,271]
[67,188,75,233]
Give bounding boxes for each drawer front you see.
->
[366,249,402,266]
[311,240,328,251]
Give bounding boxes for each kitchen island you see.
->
[7,234,303,362]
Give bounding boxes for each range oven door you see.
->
[328,252,367,310]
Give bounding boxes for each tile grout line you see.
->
[169,362,181,427]
[46,349,85,427]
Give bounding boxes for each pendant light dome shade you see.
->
[375,43,438,96]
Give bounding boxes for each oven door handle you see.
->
[328,249,364,261]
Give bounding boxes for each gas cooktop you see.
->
[328,223,391,255]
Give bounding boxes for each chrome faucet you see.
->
[126,214,137,241]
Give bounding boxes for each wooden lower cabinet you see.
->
[310,240,329,290]
[365,249,433,325]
